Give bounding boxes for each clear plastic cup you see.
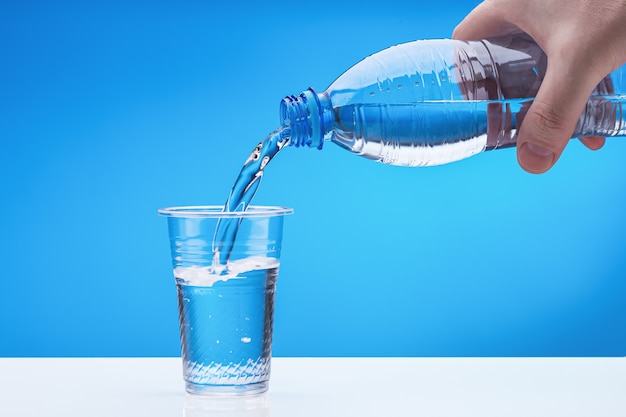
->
[159,206,293,396]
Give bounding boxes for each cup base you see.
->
[185,381,269,397]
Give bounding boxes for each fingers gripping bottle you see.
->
[280,34,626,167]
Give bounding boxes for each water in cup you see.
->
[176,257,278,391]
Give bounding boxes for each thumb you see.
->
[517,62,598,174]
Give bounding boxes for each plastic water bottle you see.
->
[280,34,626,167]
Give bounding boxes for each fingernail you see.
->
[518,142,555,173]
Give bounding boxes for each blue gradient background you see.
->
[1,0,625,357]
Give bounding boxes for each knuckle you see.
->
[525,101,569,143]
[531,102,566,130]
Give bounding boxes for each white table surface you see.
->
[0,357,624,417]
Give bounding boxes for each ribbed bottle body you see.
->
[319,35,626,166]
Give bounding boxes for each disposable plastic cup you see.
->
[159,205,293,396]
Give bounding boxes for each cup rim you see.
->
[158,205,294,218]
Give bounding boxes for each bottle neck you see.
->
[280,87,333,149]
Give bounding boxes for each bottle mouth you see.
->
[280,87,324,149]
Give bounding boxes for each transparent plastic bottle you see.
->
[280,34,626,167]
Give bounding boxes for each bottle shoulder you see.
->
[326,39,464,107]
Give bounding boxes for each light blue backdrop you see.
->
[1,0,625,357]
